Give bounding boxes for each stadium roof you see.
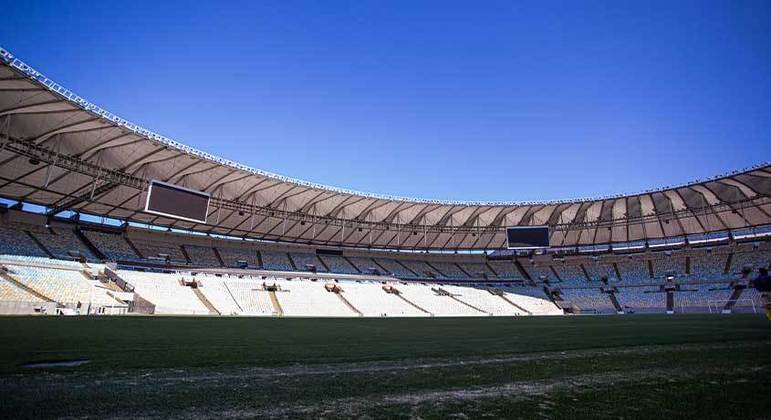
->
[0,47,769,250]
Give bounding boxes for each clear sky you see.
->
[1,1,769,203]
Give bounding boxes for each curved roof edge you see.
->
[1,46,767,207]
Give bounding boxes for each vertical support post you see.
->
[249,193,256,231]
[312,205,317,239]
[215,187,222,225]
[423,215,427,250]
[0,114,10,153]
[282,202,287,235]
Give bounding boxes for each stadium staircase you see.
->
[447,293,489,315]
[455,263,472,278]
[191,286,220,315]
[608,293,623,313]
[513,260,532,282]
[222,282,244,313]
[124,237,144,259]
[391,291,432,316]
[484,262,498,277]
[316,255,331,272]
[335,292,363,316]
[286,253,298,271]
[268,290,284,316]
[613,263,623,281]
[496,293,532,315]
[579,265,591,282]
[79,269,96,281]
[0,270,55,302]
[371,259,390,275]
[647,260,654,279]
[25,231,55,258]
[724,253,734,275]
[75,228,107,260]
[342,256,362,273]
[179,246,192,264]
[212,247,225,267]
[396,260,420,277]
[255,250,264,269]
[425,261,446,278]
[723,287,744,312]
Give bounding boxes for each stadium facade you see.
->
[0,47,768,317]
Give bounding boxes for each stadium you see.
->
[1,12,770,418]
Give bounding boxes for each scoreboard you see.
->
[506,226,550,249]
[144,180,211,224]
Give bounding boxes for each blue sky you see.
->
[2,1,769,203]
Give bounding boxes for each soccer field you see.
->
[1,314,770,419]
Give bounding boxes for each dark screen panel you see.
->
[145,181,210,223]
[506,226,550,248]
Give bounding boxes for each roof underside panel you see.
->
[0,54,768,250]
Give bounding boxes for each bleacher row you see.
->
[0,256,561,317]
[104,271,566,317]
[0,213,767,317]
[0,253,765,316]
[554,283,757,315]
[1,218,768,285]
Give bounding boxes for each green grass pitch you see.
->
[1,314,770,418]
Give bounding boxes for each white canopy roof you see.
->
[0,47,768,250]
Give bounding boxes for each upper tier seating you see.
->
[318,255,359,274]
[525,264,554,282]
[429,261,469,279]
[260,251,294,271]
[0,223,47,257]
[558,288,615,313]
[217,246,258,267]
[30,227,98,262]
[184,245,221,266]
[690,254,728,281]
[553,264,586,283]
[345,256,380,274]
[131,238,187,263]
[616,260,651,285]
[583,262,615,282]
[289,253,327,272]
[486,261,521,280]
[459,262,496,279]
[730,250,770,274]
[653,256,686,278]
[615,286,664,313]
[401,260,439,278]
[82,230,141,261]
[502,285,549,300]
[373,258,417,278]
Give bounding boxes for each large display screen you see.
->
[506,226,550,249]
[144,180,210,224]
